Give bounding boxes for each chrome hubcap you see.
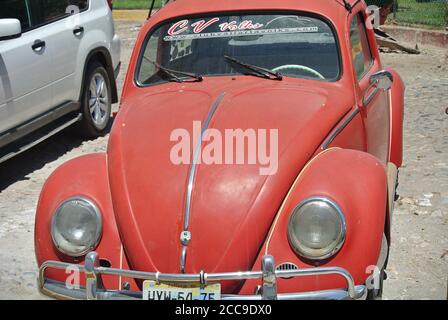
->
[89,73,109,128]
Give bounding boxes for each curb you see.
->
[112,9,152,22]
[382,25,448,49]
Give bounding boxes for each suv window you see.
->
[0,0,32,32]
[137,13,341,85]
[349,13,373,80]
[32,0,88,25]
[0,0,89,32]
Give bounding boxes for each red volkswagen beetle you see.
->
[35,0,404,300]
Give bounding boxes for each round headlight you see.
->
[51,197,102,257]
[287,197,346,260]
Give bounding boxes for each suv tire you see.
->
[77,61,112,138]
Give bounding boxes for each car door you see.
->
[0,0,52,135]
[349,11,390,164]
[31,0,88,106]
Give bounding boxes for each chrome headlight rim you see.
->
[287,196,346,261]
[51,196,103,257]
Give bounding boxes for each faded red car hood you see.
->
[108,77,352,292]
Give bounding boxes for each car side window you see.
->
[0,0,33,32]
[32,0,88,25]
[349,13,373,80]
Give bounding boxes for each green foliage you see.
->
[113,0,163,10]
[393,0,447,28]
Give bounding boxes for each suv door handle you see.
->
[73,26,84,36]
[32,40,46,52]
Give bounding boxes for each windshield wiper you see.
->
[224,55,283,81]
[144,58,203,83]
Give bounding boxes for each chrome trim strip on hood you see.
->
[180,92,226,273]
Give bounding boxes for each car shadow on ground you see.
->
[0,118,114,192]
[0,131,83,192]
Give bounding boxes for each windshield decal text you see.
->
[219,20,264,31]
[192,18,220,33]
[164,26,319,41]
[167,18,266,37]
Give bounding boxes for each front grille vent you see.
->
[276,262,299,279]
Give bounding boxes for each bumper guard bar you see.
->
[38,252,366,300]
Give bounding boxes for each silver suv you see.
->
[0,0,120,163]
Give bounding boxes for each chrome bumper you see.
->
[38,252,367,300]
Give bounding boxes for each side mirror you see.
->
[370,70,393,91]
[363,70,394,106]
[0,19,22,41]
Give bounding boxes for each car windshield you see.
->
[137,13,340,85]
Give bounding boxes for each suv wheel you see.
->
[78,61,112,138]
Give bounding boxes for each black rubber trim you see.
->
[0,33,22,41]
[114,61,121,79]
[134,9,344,88]
[0,101,80,149]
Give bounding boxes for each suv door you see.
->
[349,12,390,164]
[0,0,52,135]
[31,0,89,106]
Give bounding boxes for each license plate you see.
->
[142,281,221,300]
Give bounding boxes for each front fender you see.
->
[240,148,388,294]
[34,153,136,291]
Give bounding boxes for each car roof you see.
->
[147,0,358,27]
[160,0,355,14]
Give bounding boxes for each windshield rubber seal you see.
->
[134,9,344,88]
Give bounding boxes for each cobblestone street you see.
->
[0,21,446,300]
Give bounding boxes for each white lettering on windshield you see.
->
[164,26,319,42]
[167,18,266,37]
